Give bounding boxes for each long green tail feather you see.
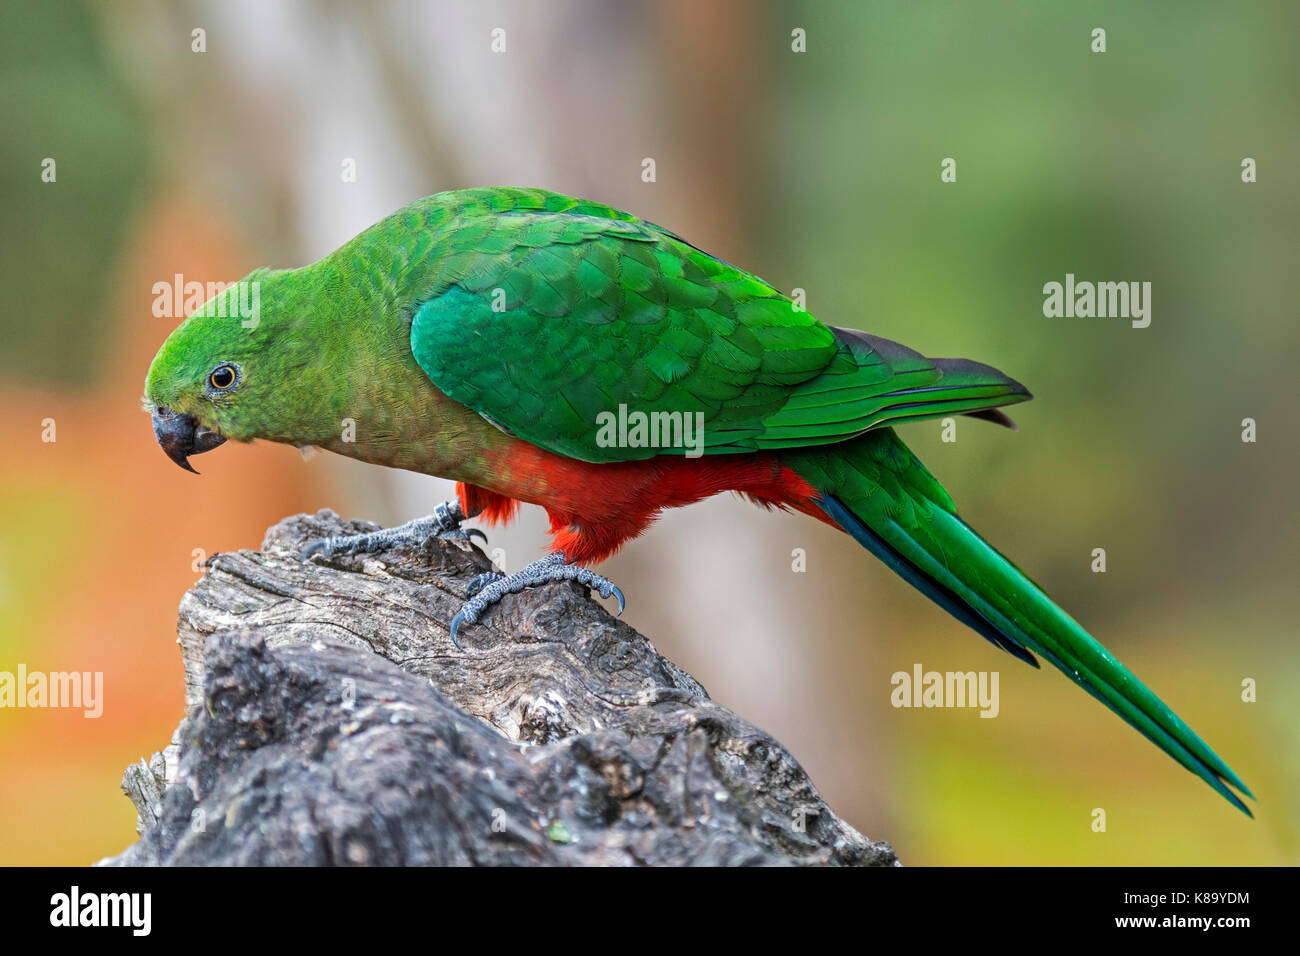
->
[786,428,1254,814]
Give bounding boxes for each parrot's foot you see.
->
[301,500,485,560]
[449,552,625,649]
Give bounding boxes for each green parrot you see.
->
[144,187,1252,814]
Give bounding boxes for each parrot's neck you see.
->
[249,247,514,482]
[313,388,514,488]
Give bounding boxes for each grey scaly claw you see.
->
[430,500,488,544]
[301,499,485,560]
[448,552,626,649]
[465,571,505,597]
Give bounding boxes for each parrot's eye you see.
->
[208,364,238,390]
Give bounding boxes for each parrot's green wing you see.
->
[408,195,1028,462]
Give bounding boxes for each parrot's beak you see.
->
[151,406,226,474]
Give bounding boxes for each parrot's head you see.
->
[144,267,325,473]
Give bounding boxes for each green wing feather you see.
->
[404,189,1027,462]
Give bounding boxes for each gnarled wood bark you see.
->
[100,510,897,866]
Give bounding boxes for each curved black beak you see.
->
[151,406,226,474]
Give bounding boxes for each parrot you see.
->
[144,186,1252,814]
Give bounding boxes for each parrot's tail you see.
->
[783,428,1254,814]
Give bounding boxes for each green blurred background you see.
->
[1,0,1295,865]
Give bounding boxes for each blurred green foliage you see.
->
[0,0,148,387]
[765,0,1298,613]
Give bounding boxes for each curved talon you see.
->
[465,528,488,544]
[587,580,625,614]
[449,610,468,650]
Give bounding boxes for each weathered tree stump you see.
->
[99,510,897,866]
